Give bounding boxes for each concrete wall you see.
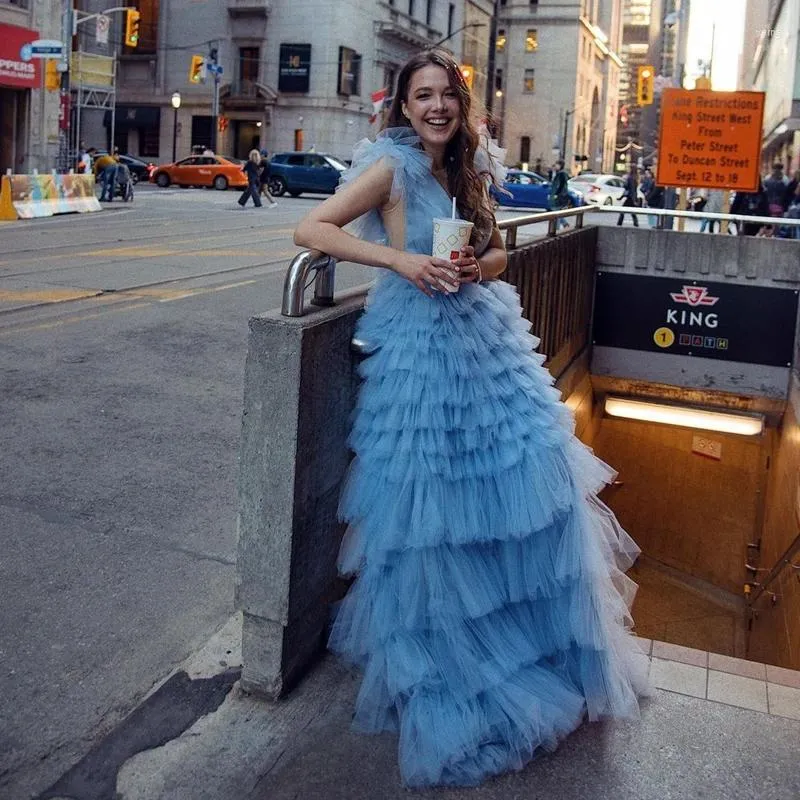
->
[235,291,366,697]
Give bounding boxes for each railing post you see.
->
[281,251,337,317]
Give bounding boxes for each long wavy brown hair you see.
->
[384,49,495,248]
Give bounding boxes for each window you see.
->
[239,47,259,83]
[426,0,433,25]
[409,0,415,17]
[525,29,538,51]
[530,0,538,6]
[384,66,397,95]
[287,154,305,166]
[496,28,506,52]
[447,3,454,36]
[337,46,361,96]
[523,69,535,92]
[520,136,530,163]
[495,68,503,91]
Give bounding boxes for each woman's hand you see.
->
[393,253,461,297]
[453,245,481,284]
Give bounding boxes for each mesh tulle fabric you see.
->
[329,131,650,788]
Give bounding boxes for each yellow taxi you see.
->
[150,155,248,190]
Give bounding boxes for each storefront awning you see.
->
[103,105,161,129]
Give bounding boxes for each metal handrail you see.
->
[747,530,800,607]
[281,205,800,316]
[281,251,337,317]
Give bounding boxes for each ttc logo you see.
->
[669,285,719,307]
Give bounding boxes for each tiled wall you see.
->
[748,375,800,670]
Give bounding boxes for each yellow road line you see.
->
[0,302,151,335]
[0,288,101,304]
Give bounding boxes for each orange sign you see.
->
[656,89,765,192]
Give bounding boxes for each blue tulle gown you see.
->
[328,128,650,788]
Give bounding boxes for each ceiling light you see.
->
[604,397,764,436]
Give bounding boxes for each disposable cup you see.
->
[432,218,474,293]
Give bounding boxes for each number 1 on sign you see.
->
[653,327,675,348]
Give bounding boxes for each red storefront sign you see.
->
[0,23,42,89]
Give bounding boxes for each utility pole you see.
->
[209,45,220,153]
[560,109,573,162]
[57,0,73,171]
[484,0,499,126]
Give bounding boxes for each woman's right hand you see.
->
[392,254,460,297]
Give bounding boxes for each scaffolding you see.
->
[70,51,117,157]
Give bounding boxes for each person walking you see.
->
[730,182,770,236]
[294,47,648,790]
[616,164,639,226]
[699,189,725,233]
[258,153,278,207]
[548,159,571,229]
[237,149,263,208]
[763,162,788,217]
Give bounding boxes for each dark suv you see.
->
[267,152,347,197]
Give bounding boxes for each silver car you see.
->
[568,173,646,206]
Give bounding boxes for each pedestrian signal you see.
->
[460,65,474,90]
[45,59,60,91]
[124,9,140,47]
[189,54,207,84]
[637,65,654,106]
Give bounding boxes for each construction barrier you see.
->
[0,172,102,220]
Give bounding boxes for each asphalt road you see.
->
[0,184,665,799]
[0,186,374,800]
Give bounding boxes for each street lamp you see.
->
[171,92,181,163]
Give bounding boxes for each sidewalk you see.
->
[100,614,800,800]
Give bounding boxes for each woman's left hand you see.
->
[453,245,480,283]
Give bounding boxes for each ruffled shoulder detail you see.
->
[339,128,433,245]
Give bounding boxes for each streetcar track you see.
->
[0,232,298,277]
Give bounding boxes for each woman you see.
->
[258,152,278,208]
[237,149,263,208]
[616,164,639,227]
[294,49,649,789]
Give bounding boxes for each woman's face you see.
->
[402,64,461,156]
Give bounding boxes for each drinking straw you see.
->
[451,196,457,219]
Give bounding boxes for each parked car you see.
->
[490,169,584,210]
[567,172,646,206]
[267,152,348,197]
[91,152,155,184]
[150,155,247,190]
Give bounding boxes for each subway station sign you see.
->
[656,89,765,192]
[593,273,798,368]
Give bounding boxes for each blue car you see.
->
[267,152,348,197]
[491,169,584,210]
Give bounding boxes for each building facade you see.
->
[614,0,651,171]
[741,0,800,172]
[491,0,623,175]
[1,0,64,173]
[73,0,468,162]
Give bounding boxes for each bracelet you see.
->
[475,260,483,284]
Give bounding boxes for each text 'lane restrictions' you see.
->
[656,89,765,191]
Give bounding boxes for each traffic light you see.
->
[637,65,654,106]
[124,9,140,47]
[45,59,60,91]
[189,54,207,84]
[460,65,474,90]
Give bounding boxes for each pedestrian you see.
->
[294,47,648,790]
[548,159,571,229]
[730,182,770,236]
[644,181,664,227]
[763,162,788,217]
[77,142,93,174]
[237,149,263,208]
[616,164,639,226]
[699,189,724,233]
[783,168,799,209]
[258,153,278,207]
[202,146,215,156]
[94,149,119,202]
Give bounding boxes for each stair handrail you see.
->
[747,528,800,607]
